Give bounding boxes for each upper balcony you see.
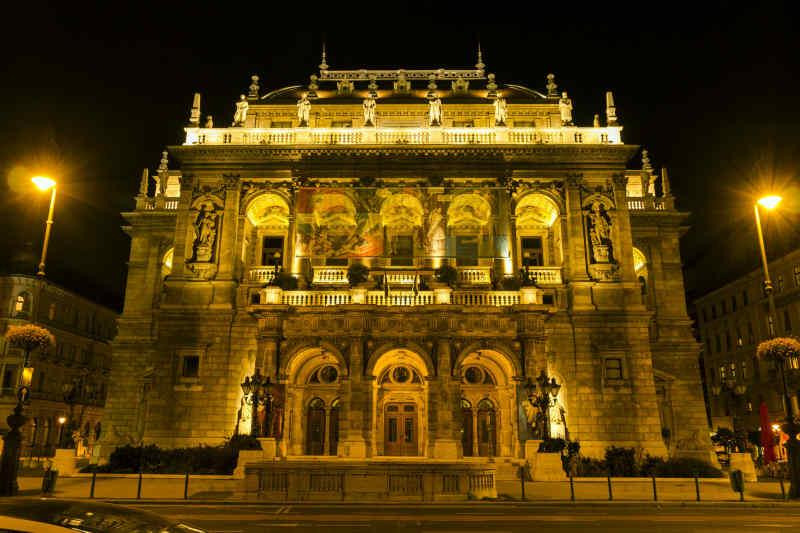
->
[184,125,623,147]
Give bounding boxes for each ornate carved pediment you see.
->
[245,192,290,228]
[447,193,491,230]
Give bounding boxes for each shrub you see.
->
[347,264,370,286]
[538,438,567,453]
[226,433,262,451]
[500,276,522,291]
[572,447,724,478]
[271,272,298,291]
[757,337,800,361]
[640,456,723,478]
[434,265,458,287]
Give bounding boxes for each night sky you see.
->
[1,6,798,311]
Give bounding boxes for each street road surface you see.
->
[128,502,800,532]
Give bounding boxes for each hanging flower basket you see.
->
[757,337,800,361]
[4,324,55,356]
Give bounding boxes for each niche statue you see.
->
[192,204,218,262]
[587,201,613,263]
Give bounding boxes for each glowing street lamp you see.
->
[31,177,57,277]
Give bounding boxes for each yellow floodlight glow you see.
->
[58,416,66,425]
[757,196,782,210]
[31,176,56,191]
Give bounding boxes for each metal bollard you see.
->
[89,472,96,499]
[694,474,700,501]
[184,472,190,500]
[607,475,613,501]
[779,478,786,500]
[569,475,575,501]
[651,475,658,501]
[519,466,526,501]
[136,471,143,499]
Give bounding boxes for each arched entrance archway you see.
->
[371,349,431,457]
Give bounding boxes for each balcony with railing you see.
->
[184,125,623,147]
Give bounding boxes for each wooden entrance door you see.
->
[384,403,418,456]
[306,402,325,455]
[477,408,496,457]
[462,408,474,457]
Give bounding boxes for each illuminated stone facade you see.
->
[99,61,708,463]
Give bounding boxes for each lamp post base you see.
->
[0,403,27,496]
[782,418,800,499]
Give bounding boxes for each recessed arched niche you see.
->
[447,194,492,267]
[244,193,291,271]
[514,192,564,268]
[381,193,424,266]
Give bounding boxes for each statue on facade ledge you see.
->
[192,204,218,263]
[362,94,376,126]
[493,97,507,126]
[297,94,311,126]
[558,92,573,126]
[428,96,442,126]
[205,115,213,128]
[587,201,613,264]
[233,95,248,126]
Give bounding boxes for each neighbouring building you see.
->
[98,55,711,468]
[695,248,800,432]
[0,274,117,460]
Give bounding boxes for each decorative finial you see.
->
[661,168,671,196]
[308,74,319,99]
[189,93,201,125]
[320,42,328,71]
[641,149,652,171]
[593,114,600,128]
[475,42,485,71]
[248,75,260,98]
[158,151,168,172]
[486,73,497,98]
[546,74,558,98]
[606,91,618,125]
[139,169,149,196]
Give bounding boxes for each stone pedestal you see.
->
[362,128,377,144]
[520,287,539,305]
[258,437,278,459]
[52,448,80,476]
[350,287,367,304]
[433,439,459,460]
[532,452,566,481]
[341,437,368,458]
[234,449,266,479]
[429,127,443,144]
[434,287,452,304]
[261,287,282,305]
[494,126,509,144]
[295,129,311,144]
[729,452,758,482]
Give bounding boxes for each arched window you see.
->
[13,292,31,316]
[476,399,497,457]
[330,398,341,456]
[306,398,326,455]
[514,193,563,269]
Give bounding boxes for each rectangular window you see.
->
[706,337,713,355]
[743,290,749,306]
[261,236,284,266]
[712,305,717,319]
[605,358,623,380]
[455,235,479,266]
[715,334,721,353]
[389,235,414,266]
[404,418,414,442]
[777,275,784,292]
[2,364,18,390]
[521,237,544,267]
[388,418,398,442]
[181,356,200,378]
[794,265,800,287]
[721,301,727,315]
[725,332,731,352]
[748,322,755,344]
[785,309,792,334]
[702,308,709,322]
[731,296,737,313]
[736,326,743,346]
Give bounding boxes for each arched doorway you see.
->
[477,399,498,457]
[461,399,474,457]
[370,348,431,457]
[306,398,326,455]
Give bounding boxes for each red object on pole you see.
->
[760,402,776,463]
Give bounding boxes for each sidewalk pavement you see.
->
[14,475,790,503]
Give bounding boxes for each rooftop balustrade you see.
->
[184,125,623,146]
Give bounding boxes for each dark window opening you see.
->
[456,236,479,267]
[521,237,544,267]
[261,236,284,266]
[181,356,200,378]
[390,235,413,266]
[605,358,623,380]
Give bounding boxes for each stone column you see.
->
[432,338,459,459]
[171,175,195,278]
[342,340,368,457]
[323,407,331,456]
[564,174,589,281]
[472,407,479,456]
[218,176,241,280]
[286,214,298,274]
[611,173,636,284]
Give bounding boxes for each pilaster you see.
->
[217,175,240,280]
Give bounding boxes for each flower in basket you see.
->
[757,337,800,361]
[5,324,55,357]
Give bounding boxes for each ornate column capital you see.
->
[565,173,583,189]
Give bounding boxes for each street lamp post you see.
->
[524,370,562,440]
[241,369,274,437]
[31,177,57,277]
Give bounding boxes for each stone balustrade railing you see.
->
[259,286,544,307]
[185,126,623,146]
[457,267,491,285]
[527,267,563,285]
[248,267,277,284]
[136,196,180,211]
[627,196,671,211]
[312,267,349,284]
